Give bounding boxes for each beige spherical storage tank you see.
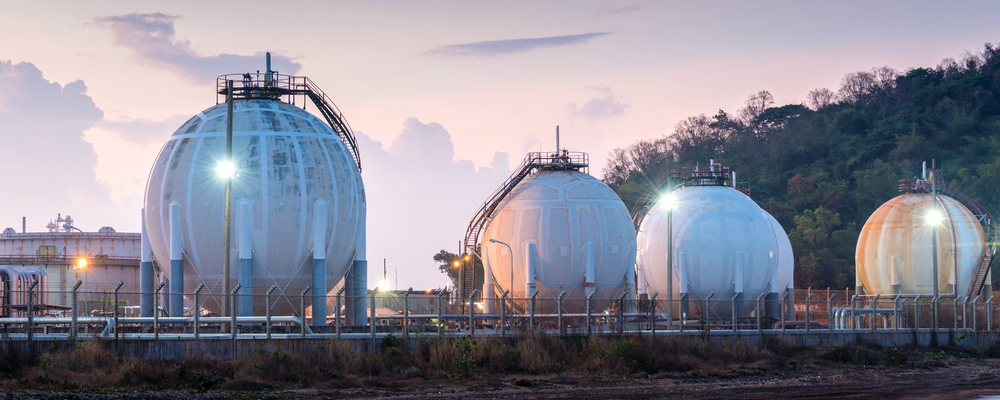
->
[478,152,637,313]
[856,192,986,297]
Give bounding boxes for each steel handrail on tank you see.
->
[629,162,750,226]
[215,73,362,172]
[899,178,998,298]
[461,151,589,299]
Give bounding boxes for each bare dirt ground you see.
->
[5,358,1000,399]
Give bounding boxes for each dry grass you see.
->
[0,335,841,391]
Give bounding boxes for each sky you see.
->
[2,0,1000,291]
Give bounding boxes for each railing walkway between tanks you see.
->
[5,287,1000,346]
[899,178,998,298]
[215,72,361,172]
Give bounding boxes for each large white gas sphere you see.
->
[637,186,793,318]
[144,99,364,315]
[856,193,985,296]
[481,170,637,311]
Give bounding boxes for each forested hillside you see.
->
[604,43,1000,291]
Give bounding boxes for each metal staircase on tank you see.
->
[216,73,362,172]
[462,151,589,301]
[899,178,998,298]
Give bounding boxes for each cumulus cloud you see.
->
[596,5,642,14]
[356,118,511,289]
[93,13,300,83]
[84,116,187,209]
[426,32,611,58]
[0,60,124,231]
[567,87,627,118]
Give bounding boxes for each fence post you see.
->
[914,295,921,331]
[193,284,204,340]
[586,291,595,335]
[231,284,241,340]
[70,280,82,340]
[300,286,310,339]
[266,285,277,339]
[153,282,165,340]
[963,296,971,330]
[113,281,124,342]
[704,292,715,333]
[529,290,539,331]
[828,293,837,341]
[972,295,980,331]
[27,279,37,343]
[437,289,446,338]
[988,296,995,332]
[756,293,765,338]
[500,290,509,339]
[468,289,480,337]
[932,295,941,334]
[732,292,740,336]
[869,294,880,333]
[893,295,900,332]
[404,288,413,339]
[679,293,689,336]
[805,293,815,334]
[557,291,568,336]
[780,292,788,335]
[336,286,346,339]
[617,291,626,335]
[371,287,377,349]
[650,292,659,337]
[849,294,858,334]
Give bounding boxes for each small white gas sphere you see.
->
[482,170,637,311]
[144,99,365,315]
[856,193,985,296]
[637,186,793,318]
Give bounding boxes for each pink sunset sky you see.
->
[1,0,998,290]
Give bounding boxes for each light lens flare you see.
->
[658,193,677,210]
[216,161,236,178]
[926,209,944,226]
[76,258,87,269]
[378,280,391,291]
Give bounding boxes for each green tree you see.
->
[433,249,485,291]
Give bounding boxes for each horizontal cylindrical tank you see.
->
[637,186,793,318]
[856,193,984,296]
[144,98,365,315]
[482,170,637,312]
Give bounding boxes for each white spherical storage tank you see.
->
[481,163,637,313]
[856,192,986,296]
[143,92,364,316]
[637,184,793,319]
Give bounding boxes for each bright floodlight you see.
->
[378,280,391,291]
[927,209,945,226]
[76,258,87,269]
[216,160,236,178]
[658,193,677,210]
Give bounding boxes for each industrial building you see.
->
[0,215,145,315]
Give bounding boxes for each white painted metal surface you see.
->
[856,193,985,296]
[637,186,793,317]
[143,99,365,315]
[482,170,637,310]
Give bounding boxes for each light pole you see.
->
[658,188,677,325]
[488,239,513,309]
[218,80,235,318]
